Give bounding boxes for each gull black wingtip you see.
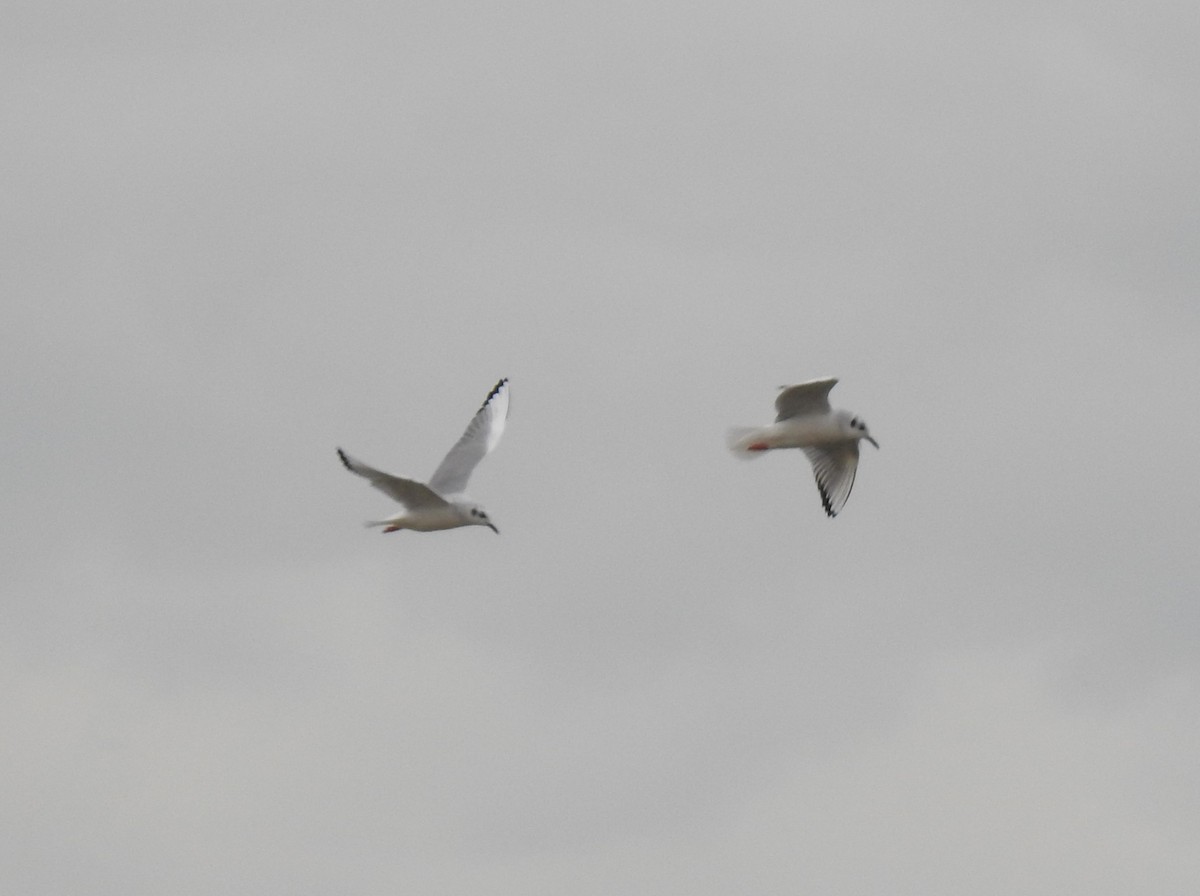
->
[818,485,837,518]
[483,377,509,403]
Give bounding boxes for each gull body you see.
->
[729,377,878,517]
[337,378,509,534]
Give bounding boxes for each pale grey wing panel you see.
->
[802,444,859,517]
[428,378,510,496]
[337,449,447,510]
[774,377,838,422]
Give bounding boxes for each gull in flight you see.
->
[729,377,878,517]
[337,378,510,534]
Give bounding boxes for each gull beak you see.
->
[866,436,879,449]
[487,522,499,534]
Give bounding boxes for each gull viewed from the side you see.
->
[337,378,510,534]
[729,377,878,517]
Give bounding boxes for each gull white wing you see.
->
[802,444,860,517]
[775,378,838,422]
[428,378,510,496]
[337,449,448,510]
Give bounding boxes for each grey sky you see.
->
[4,1,1199,893]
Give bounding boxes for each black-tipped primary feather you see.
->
[336,448,448,509]
[428,378,510,496]
[801,444,860,517]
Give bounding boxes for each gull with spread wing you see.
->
[337,378,510,534]
[729,377,878,517]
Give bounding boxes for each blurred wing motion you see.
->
[774,377,838,421]
[428,378,510,496]
[337,448,448,510]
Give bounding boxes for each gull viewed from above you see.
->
[337,378,510,534]
[729,377,878,517]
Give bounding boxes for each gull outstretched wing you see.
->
[802,443,860,517]
[775,378,838,422]
[428,378,510,497]
[337,449,448,510]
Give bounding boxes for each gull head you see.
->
[840,411,879,449]
[461,503,499,534]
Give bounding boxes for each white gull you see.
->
[729,377,878,517]
[338,378,510,534]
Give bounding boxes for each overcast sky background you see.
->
[4,1,1200,893]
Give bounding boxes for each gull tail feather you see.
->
[727,427,769,458]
